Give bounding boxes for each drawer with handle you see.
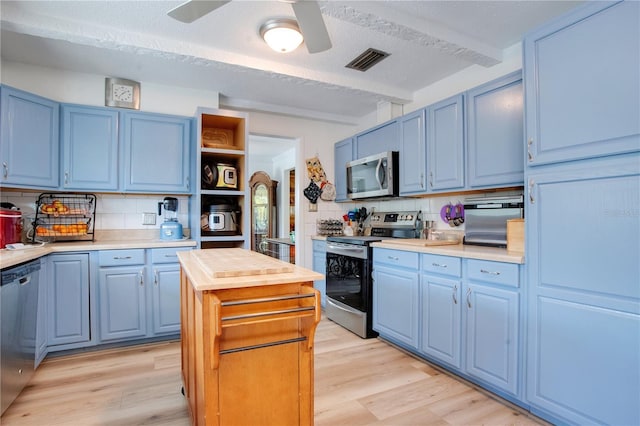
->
[151,247,192,264]
[466,259,519,288]
[373,248,419,269]
[422,253,462,277]
[99,249,145,266]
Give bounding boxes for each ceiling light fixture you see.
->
[260,18,303,53]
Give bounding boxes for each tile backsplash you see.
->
[304,189,524,238]
[1,191,190,233]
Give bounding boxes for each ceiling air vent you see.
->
[345,48,390,72]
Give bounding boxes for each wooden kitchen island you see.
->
[177,248,324,426]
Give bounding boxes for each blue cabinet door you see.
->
[60,105,119,190]
[467,71,524,188]
[427,94,465,191]
[372,264,419,349]
[311,240,327,308]
[333,137,353,201]
[420,274,462,369]
[122,112,191,193]
[0,86,59,188]
[399,109,427,195]
[524,1,640,166]
[35,259,48,366]
[47,253,90,347]
[464,282,519,396]
[355,119,399,159]
[150,264,181,335]
[98,265,147,341]
[525,154,640,425]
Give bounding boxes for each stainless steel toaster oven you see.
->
[463,195,524,248]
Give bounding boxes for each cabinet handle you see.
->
[186,176,190,190]
[466,287,472,308]
[3,162,8,178]
[527,137,534,162]
[528,179,535,204]
[154,270,158,285]
[64,171,69,185]
[139,271,144,286]
[480,269,500,276]
[452,285,458,305]
[420,172,424,188]
[429,171,434,188]
[164,254,178,258]
[387,255,399,261]
[113,256,132,260]
[432,262,447,268]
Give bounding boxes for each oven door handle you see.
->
[327,297,363,316]
[327,243,364,252]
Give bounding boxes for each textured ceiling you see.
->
[0,1,585,123]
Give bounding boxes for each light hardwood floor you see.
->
[1,318,545,425]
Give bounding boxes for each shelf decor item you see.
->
[105,77,140,110]
[32,193,96,242]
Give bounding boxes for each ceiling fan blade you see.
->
[167,0,230,23]
[291,1,332,54]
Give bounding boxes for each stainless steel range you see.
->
[325,211,419,338]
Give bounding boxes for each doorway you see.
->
[248,135,298,259]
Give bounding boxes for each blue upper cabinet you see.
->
[333,137,354,202]
[524,1,640,166]
[467,71,524,188]
[355,119,399,159]
[122,111,191,193]
[399,109,427,195]
[427,94,465,191]
[61,105,119,191]
[0,86,59,188]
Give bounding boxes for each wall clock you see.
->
[105,77,140,109]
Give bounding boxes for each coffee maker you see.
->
[158,197,183,240]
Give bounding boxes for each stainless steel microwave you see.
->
[347,151,399,200]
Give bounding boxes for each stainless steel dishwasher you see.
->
[1,258,41,415]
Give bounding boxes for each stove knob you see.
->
[407,214,413,221]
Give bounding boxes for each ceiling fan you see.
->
[167,0,332,54]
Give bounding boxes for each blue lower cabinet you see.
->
[98,265,147,341]
[150,264,181,335]
[47,253,91,349]
[464,282,519,396]
[311,240,327,308]
[420,274,462,369]
[372,250,420,349]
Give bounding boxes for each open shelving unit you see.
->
[193,108,250,249]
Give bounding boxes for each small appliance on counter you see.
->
[158,197,183,240]
[463,195,524,248]
[0,203,22,249]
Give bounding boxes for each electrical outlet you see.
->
[308,203,318,212]
[142,213,156,225]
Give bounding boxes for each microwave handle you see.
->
[375,159,385,189]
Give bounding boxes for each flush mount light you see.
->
[260,18,304,53]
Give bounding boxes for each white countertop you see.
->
[1,237,197,269]
[371,239,524,264]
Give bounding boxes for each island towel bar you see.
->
[221,293,315,306]
[222,306,315,322]
[219,337,307,355]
